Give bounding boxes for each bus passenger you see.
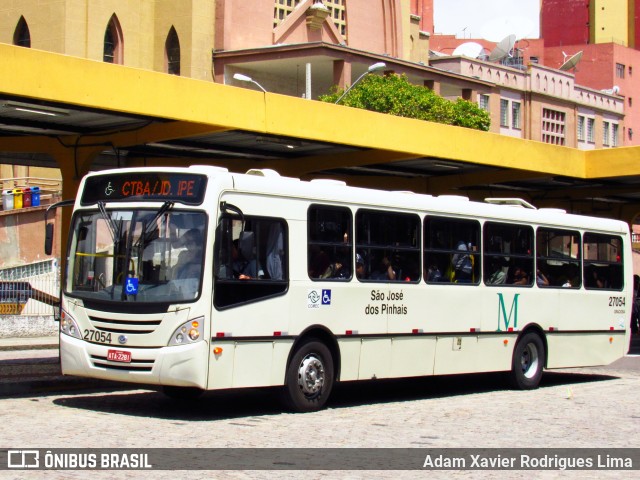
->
[174,228,203,279]
[355,253,366,279]
[426,263,443,282]
[232,239,256,280]
[452,241,473,283]
[536,269,550,286]
[487,259,507,285]
[511,266,529,286]
[370,256,397,281]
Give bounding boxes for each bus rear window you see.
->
[583,233,624,290]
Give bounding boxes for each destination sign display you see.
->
[81,173,208,205]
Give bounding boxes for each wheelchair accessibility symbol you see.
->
[322,289,331,305]
[125,277,139,295]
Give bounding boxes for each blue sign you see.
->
[125,277,139,295]
[322,289,332,305]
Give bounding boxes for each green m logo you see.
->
[497,293,520,331]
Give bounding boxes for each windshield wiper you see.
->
[98,201,118,245]
[135,201,174,249]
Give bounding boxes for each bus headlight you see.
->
[60,310,82,339]
[169,317,204,346]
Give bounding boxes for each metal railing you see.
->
[0,259,59,316]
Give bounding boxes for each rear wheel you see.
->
[282,338,334,412]
[509,332,545,389]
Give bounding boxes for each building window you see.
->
[103,14,123,64]
[511,102,521,129]
[325,0,347,38]
[577,115,585,142]
[541,108,566,145]
[616,63,625,79]
[165,27,180,76]
[529,56,539,64]
[587,117,595,143]
[603,121,610,146]
[500,99,509,127]
[478,94,490,112]
[612,123,619,147]
[13,16,31,48]
[273,0,302,28]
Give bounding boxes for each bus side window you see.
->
[484,222,534,287]
[356,209,421,282]
[424,216,480,285]
[307,205,353,281]
[214,215,288,309]
[583,233,624,290]
[536,228,581,288]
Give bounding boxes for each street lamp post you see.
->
[334,62,386,104]
[233,73,268,93]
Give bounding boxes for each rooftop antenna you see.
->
[452,42,484,58]
[488,34,516,62]
[559,51,583,72]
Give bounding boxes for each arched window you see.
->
[13,16,31,48]
[165,27,181,75]
[103,14,123,64]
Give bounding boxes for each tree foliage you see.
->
[319,74,490,131]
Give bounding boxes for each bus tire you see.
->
[282,338,334,413]
[162,385,204,401]
[509,332,545,390]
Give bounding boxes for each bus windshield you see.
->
[65,205,206,304]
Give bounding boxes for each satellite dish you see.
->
[559,51,583,71]
[489,34,516,62]
[452,42,484,58]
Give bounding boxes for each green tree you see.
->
[319,74,490,131]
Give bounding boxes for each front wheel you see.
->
[282,338,334,413]
[509,332,545,390]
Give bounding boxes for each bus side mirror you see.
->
[45,223,54,256]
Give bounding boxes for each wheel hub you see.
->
[297,354,325,396]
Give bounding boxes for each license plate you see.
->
[107,349,132,363]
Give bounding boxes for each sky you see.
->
[433,0,540,40]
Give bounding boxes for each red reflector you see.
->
[610,327,615,330]
[412,329,419,334]
[508,327,514,332]
[346,330,353,335]
[470,328,476,333]
[549,327,555,332]
[274,331,282,336]
[216,332,225,338]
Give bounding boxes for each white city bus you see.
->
[48,165,632,412]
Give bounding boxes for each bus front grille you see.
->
[89,315,162,335]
